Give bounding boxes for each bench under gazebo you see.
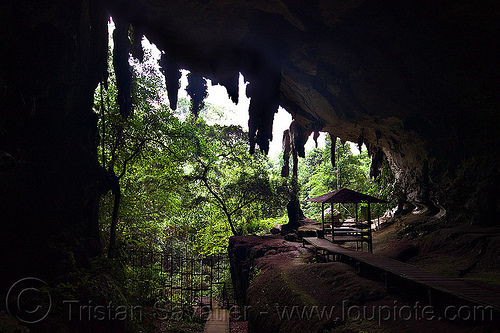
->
[307,188,387,253]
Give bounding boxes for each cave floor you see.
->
[245,246,498,333]
[303,236,500,313]
[371,213,500,289]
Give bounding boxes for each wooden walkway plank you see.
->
[203,306,230,333]
[303,237,500,312]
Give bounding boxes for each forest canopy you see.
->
[95,29,395,258]
[95,39,292,257]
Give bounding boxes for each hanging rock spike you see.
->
[330,134,337,168]
[159,54,181,110]
[246,70,280,154]
[186,72,208,118]
[113,17,132,118]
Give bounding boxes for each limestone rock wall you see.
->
[0,0,108,287]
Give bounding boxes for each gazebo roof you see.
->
[307,188,387,204]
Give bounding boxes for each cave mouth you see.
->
[125,31,294,159]
[126,32,388,223]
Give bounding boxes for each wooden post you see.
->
[355,202,358,224]
[368,203,372,253]
[331,202,334,228]
[338,203,341,222]
[322,202,325,234]
[331,202,335,243]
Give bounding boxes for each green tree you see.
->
[299,136,395,219]
[95,43,198,256]
[96,28,291,257]
[187,122,287,237]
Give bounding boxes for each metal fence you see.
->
[125,250,233,310]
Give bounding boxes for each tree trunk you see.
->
[200,172,241,236]
[226,212,240,236]
[108,174,121,258]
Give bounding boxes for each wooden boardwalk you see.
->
[203,305,229,333]
[303,237,500,313]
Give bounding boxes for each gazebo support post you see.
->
[368,203,372,253]
[331,202,334,228]
[355,202,358,224]
[322,202,325,235]
[331,202,335,243]
[331,203,336,243]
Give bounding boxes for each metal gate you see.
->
[126,250,232,310]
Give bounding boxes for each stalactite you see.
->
[370,147,385,179]
[357,132,364,153]
[113,17,133,118]
[313,131,320,148]
[289,120,310,158]
[186,72,208,118]
[246,71,280,154]
[280,125,304,232]
[281,129,291,177]
[222,74,239,104]
[329,133,336,168]
[292,138,299,179]
[211,60,239,104]
[158,54,181,110]
[281,122,307,178]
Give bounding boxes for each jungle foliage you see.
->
[95,34,395,258]
[95,42,290,258]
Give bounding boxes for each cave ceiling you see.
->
[108,1,497,140]
[106,0,499,213]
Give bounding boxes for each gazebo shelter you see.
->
[307,188,387,252]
